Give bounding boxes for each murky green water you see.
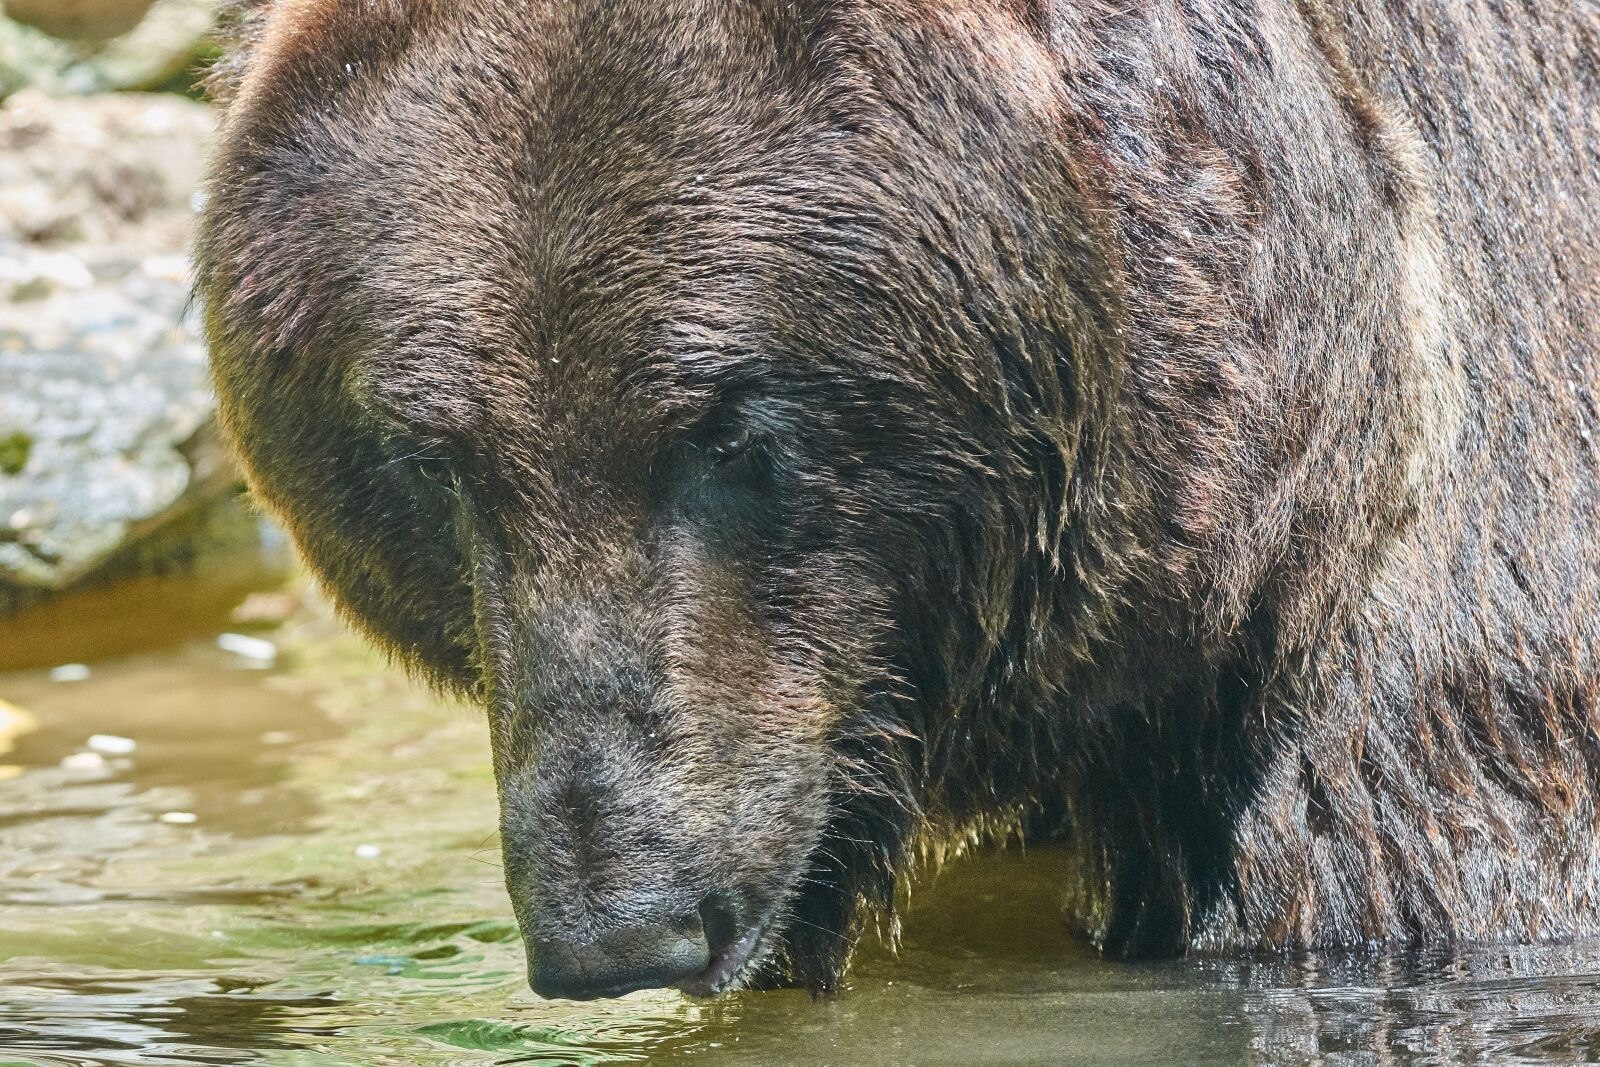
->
[3,601,1600,1065]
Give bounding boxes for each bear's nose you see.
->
[530,914,710,1000]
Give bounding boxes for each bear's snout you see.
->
[526,891,760,999]
[530,913,710,1000]
[498,724,786,999]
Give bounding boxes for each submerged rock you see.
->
[0,90,290,657]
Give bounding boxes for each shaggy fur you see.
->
[196,0,1600,991]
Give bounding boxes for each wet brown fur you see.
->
[197,0,1600,987]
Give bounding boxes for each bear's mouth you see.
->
[673,918,772,998]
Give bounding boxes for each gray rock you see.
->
[0,278,211,590]
[0,90,287,623]
[0,17,72,100]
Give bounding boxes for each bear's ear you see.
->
[203,0,276,107]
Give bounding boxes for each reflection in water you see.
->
[0,612,1599,1064]
[0,975,332,1065]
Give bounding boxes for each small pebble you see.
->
[355,954,410,974]
[87,734,136,755]
[218,632,278,664]
[49,664,91,683]
[139,255,189,283]
[0,251,94,291]
[60,752,106,771]
[0,697,35,738]
[355,844,382,860]
[231,592,297,625]
[159,811,198,825]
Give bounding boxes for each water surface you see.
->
[1,604,1598,1065]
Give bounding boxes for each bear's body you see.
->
[198,0,1600,993]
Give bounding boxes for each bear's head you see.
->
[198,0,1119,997]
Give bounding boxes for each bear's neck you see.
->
[1042,544,1600,958]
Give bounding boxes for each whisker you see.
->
[779,914,862,947]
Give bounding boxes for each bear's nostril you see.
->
[697,891,742,955]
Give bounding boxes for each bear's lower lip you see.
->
[673,920,770,998]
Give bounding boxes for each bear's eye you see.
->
[707,425,756,463]
[415,456,460,492]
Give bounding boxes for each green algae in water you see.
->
[413,1018,643,1060]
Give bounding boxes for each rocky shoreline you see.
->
[0,3,293,666]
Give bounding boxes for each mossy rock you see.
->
[0,431,31,477]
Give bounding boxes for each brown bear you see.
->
[195,0,1600,999]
